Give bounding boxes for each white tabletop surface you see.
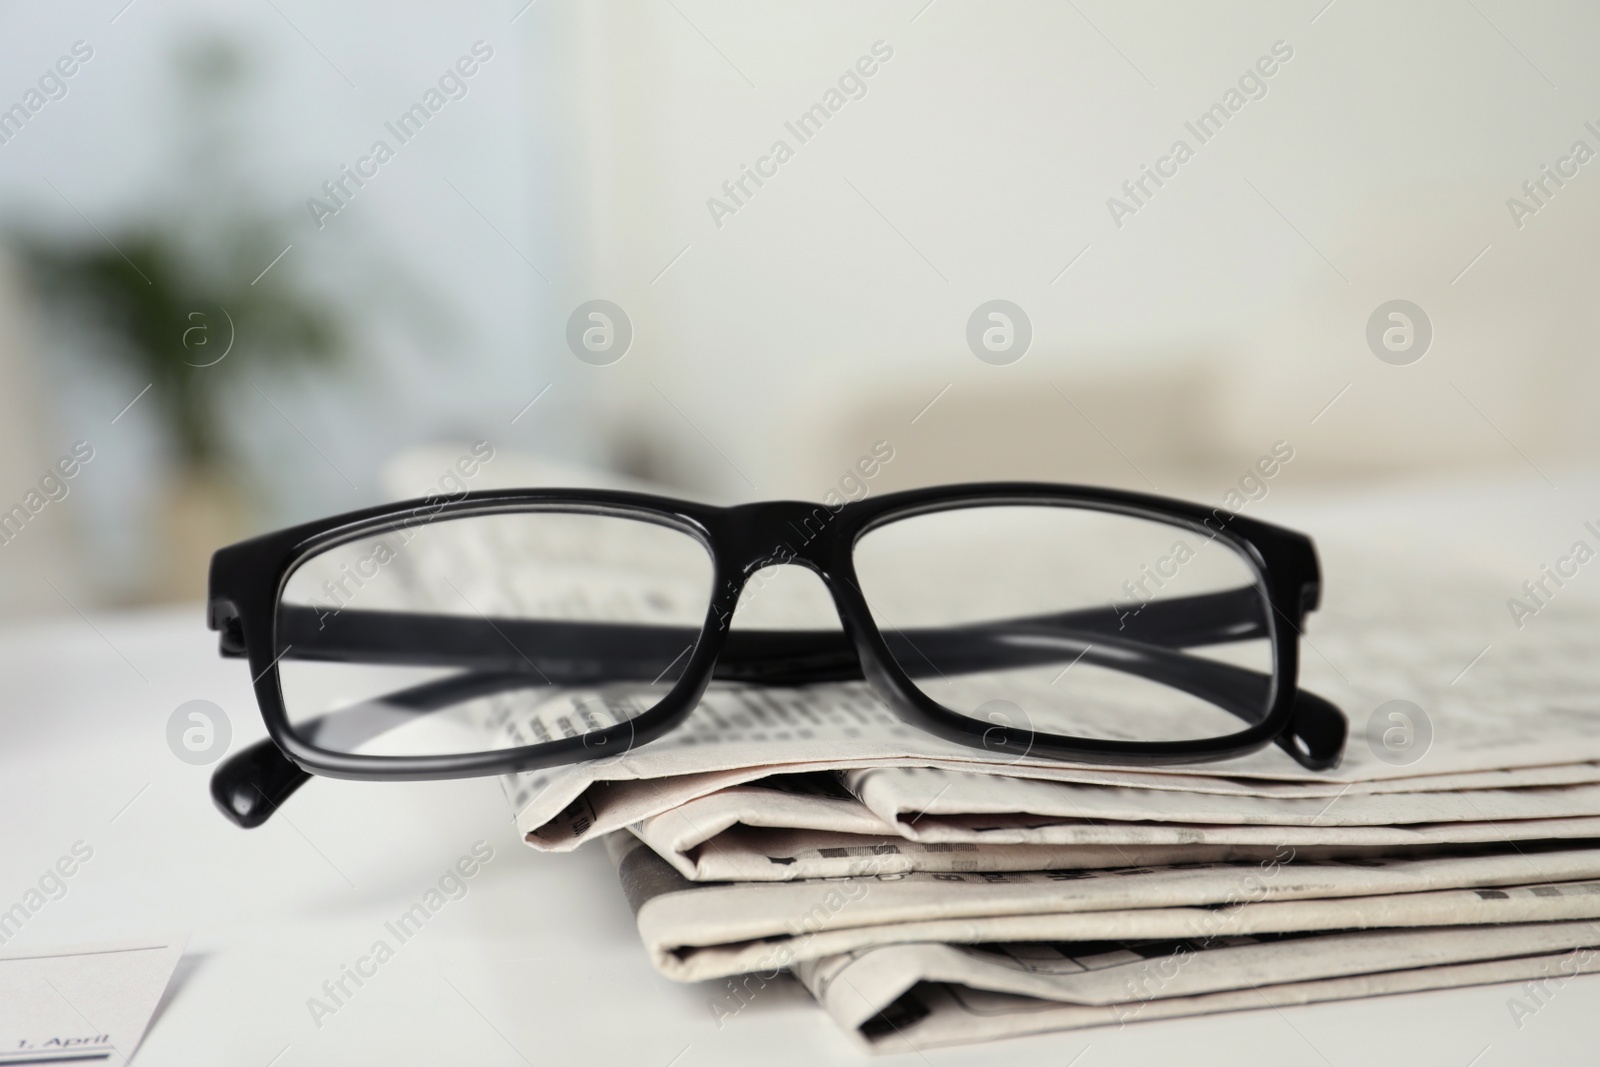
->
[6,470,1600,1065]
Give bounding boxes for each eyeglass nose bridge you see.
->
[723,499,850,574]
[705,499,867,640]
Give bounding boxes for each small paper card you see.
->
[0,939,186,1065]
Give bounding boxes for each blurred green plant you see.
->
[11,34,345,473]
[17,226,342,470]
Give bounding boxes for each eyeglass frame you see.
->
[206,481,1345,827]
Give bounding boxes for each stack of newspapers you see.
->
[492,550,1600,1052]
[381,449,1600,1051]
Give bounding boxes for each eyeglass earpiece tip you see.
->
[1279,687,1347,771]
[209,737,312,828]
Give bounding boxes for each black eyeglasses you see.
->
[205,482,1346,828]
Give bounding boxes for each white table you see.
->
[4,539,1598,1064]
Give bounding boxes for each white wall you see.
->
[562,0,1600,500]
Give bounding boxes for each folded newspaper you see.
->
[381,447,1600,1050]
[584,545,1600,1045]
[797,930,1600,1052]
[605,833,1600,982]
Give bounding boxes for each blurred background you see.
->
[2,0,1596,619]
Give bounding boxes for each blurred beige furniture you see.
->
[789,363,1243,502]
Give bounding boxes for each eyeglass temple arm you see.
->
[212,588,1342,828]
[946,626,1346,773]
[210,670,529,830]
[247,586,1271,683]
[210,651,1342,829]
